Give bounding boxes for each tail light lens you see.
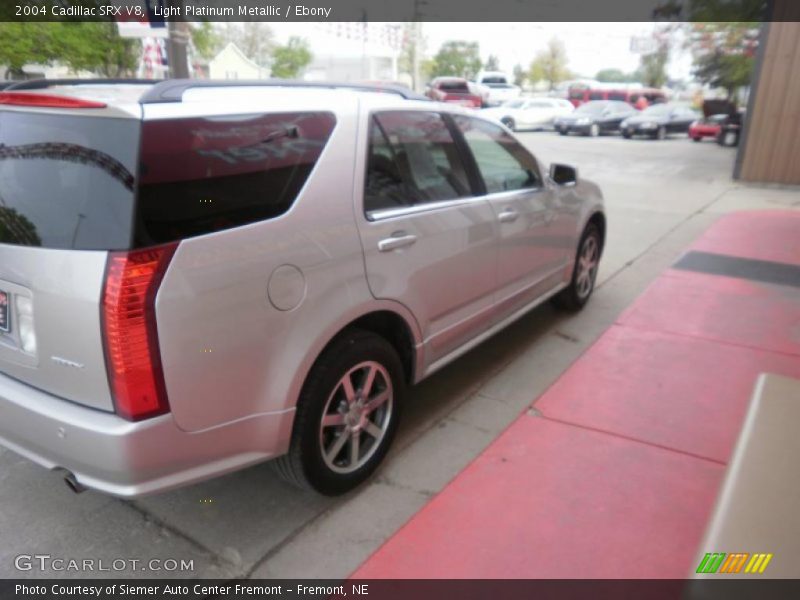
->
[0,92,106,109]
[102,243,177,421]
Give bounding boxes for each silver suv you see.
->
[0,80,605,496]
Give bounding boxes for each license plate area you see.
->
[0,290,9,333]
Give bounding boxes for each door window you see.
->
[364,111,472,214]
[454,116,541,194]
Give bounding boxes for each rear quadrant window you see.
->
[136,111,336,245]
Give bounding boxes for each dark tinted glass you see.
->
[439,81,470,93]
[608,92,627,101]
[0,111,138,250]
[135,112,335,246]
[364,111,471,213]
[454,116,540,194]
[589,91,604,100]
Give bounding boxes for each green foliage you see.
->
[430,41,482,80]
[528,38,570,90]
[0,206,41,247]
[0,23,61,75]
[484,54,500,71]
[191,22,221,60]
[596,68,637,83]
[689,23,759,100]
[270,37,312,79]
[637,46,670,88]
[0,22,139,78]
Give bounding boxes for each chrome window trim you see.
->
[366,186,541,222]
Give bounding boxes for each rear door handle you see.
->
[498,209,519,223]
[378,233,417,252]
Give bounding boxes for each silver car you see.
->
[0,80,605,496]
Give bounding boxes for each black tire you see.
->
[622,131,633,139]
[559,129,568,136]
[500,117,516,131]
[274,329,405,495]
[552,223,602,312]
[692,136,702,142]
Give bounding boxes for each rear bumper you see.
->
[0,372,294,497]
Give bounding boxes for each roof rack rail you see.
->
[4,78,159,91]
[139,79,430,104]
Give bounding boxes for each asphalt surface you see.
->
[2,129,798,580]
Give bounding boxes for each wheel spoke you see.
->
[322,413,346,428]
[364,420,383,439]
[364,390,390,414]
[361,365,377,397]
[349,432,360,465]
[326,432,349,463]
[341,373,356,404]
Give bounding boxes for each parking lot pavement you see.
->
[1,131,797,580]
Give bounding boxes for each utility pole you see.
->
[166,0,190,78]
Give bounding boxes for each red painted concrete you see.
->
[689,210,800,265]
[352,211,800,579]
[619,270,800,357]
[537,325,800,464]
[354,418,723,579]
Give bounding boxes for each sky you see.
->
[269,22,695,82]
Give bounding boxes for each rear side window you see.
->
[589,91,605,100]
[135,111,335,246]
[608,92,627,101]
[364,111,471,214]
[454,116,541,194]
[0,111,138,250]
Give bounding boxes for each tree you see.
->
[191,22,221,60]
[270,37,312,79]
[0,23,59,78]
[637,46,670,88]
[430,41,482,80]
[528,38,570,90]
[57,23,140,78]
[512,63,526,87]
[596,68,635,83]
[689,23,759,100]
[0,22,139,79]
[484,54,500,71]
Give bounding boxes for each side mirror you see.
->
[550,163,578,187]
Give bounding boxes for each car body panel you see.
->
[0,84,604,496]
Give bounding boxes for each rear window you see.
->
[439,81,469,93]
[0,110,336,250]
[0,111,138,250]
[135,112,336,246]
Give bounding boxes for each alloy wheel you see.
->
[319,361,393,474]
[575,235,599,300]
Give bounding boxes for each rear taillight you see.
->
[0,92,106,109]
[102,243,177,421]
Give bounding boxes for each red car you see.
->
[690,99,736,142]
[689,117,723,142]
[425,77,482,108]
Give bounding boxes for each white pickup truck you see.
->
[473,71,522,107]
